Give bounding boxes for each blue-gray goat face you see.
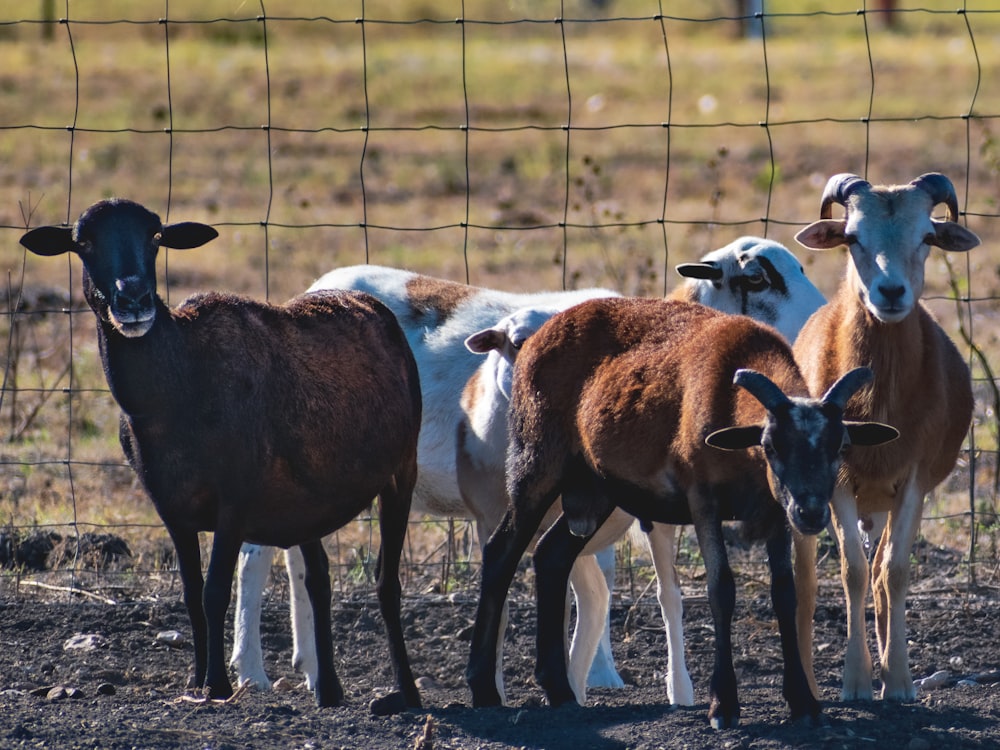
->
[73,200,165,338]
[761,402,845,535]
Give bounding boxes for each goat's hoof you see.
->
[709,714,740,730]
[789,709,826,727]
[369,691,411,716]
[206,683,234,701]
[469,682,503,708]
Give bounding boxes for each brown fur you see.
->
[404,275,475,322]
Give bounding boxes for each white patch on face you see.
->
[788,402,826,449]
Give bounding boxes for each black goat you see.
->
[20,198,422,714]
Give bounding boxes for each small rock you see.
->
[916,670,949,690]
[957,679,979,687]
[272,677,295,693]
[415,675,440,691]
[63,633,107,652]
[155,630,186,648]
[97,683,116,696]
[46,686,68,700]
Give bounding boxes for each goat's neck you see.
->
[95,299,191,420]
[839,283,925,422]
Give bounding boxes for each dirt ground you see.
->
[2,568,999,750]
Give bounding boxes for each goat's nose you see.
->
[792,503,830,534]
[114,279,153,311]
[877,283,906,304]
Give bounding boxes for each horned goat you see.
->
[19,199,423,714]
[465,297,897,728]
[791,172,979,702]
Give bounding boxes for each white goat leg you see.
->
[646,523,695,705]
[285,546,319,690]
[583,545,625,689]
[231,543,277,689]
[567,553,613,701]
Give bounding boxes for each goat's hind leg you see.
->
[298,539,343,708]
[371,474,422,715]
[231,543,278,689]
[467,495,559,707]
[534,501,614,707]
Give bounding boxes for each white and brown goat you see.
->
[791,172,979,701]
[466,297,897,728]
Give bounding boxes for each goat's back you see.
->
[134,289,421,545]
[511,297,804,491]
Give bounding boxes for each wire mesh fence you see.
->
[0,1,998,606]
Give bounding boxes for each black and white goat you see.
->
[20,199,423,714]
[791,173,979,701]
[465,297,897,728]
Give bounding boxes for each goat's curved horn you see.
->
[675,261,723,281]
[819,173,871,219]
[910,172,959,223]
[733,369,791,411]
[820,367,874,410]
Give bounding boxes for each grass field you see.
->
[0,0,998,590]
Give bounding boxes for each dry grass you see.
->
[0,0,998,589]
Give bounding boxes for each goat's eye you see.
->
[743,272,767,291]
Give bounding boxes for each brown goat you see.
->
[466,297,896,729]
[792,173,979,702]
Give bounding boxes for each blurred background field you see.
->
[0,0,998,603]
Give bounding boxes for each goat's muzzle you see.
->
[109,277,156,337]
[788,501,831,537]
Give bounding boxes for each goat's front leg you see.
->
[168,527,207,691]
[534,501,614,706]
[647,522,694,706]
[691,509,738,729]
[298,539,343,708]
[766,526,823,724]
[567,552,614,702]
[203,530,243,700]
[792,529,819,699]
[873,472,921,701]
[831,487,874,701]
[231,543,278,689]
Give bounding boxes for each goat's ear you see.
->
[159,222,218,250]
[464,328,503,354]
[928,221,980,253]
[845,420,899,447]
[795,220,848,250]
[20,226,75,257]
[675,261,723,281]
[705,425,762,451]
